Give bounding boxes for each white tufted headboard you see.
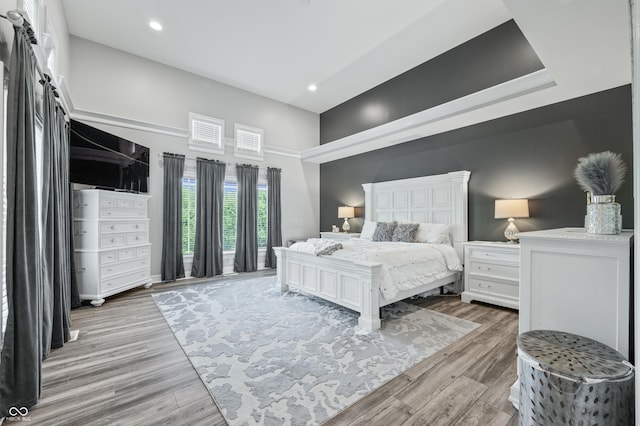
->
[361,171,471,260]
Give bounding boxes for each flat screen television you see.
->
[70,120,149,193]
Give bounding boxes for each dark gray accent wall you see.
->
[320,85,633,241]
[320,20,544,144]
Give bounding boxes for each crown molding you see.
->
[301,69,555,164]
[61,80,303,159]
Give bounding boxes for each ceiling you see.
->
[61,0,517,114]
[61,0,631,121]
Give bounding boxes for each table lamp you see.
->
[495,199,529,243]
[338,206,355,233]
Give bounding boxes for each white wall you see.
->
[67,36,320,279]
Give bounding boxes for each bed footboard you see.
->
[274,247,384,331]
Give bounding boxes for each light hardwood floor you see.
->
[29,271,519,425]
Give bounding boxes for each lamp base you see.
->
[342,217,350,233]
[504,218,519,243]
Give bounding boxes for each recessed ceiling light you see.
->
[149,21,163,31]
[308,84,317,92]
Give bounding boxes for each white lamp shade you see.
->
[338,206,355,218]
[495,199,529,219]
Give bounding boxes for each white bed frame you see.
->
[274,170,470,331]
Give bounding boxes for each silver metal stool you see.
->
[518,330,634,425]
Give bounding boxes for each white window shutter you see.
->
[234,123,264,160]
[188,113,225,155]
[193,120,221,145]
[236,129,261,152]
[19,0,39,35]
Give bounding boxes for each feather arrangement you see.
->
[574,151,627,195]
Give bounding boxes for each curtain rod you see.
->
[0,10,66,116]
[157,153,282,171]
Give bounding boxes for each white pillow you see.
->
[416,223,452,244]
[427,224,452,244]
[360,221,377,240]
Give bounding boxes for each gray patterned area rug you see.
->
[152,275,479,425]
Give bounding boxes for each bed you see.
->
[273,171,470,331]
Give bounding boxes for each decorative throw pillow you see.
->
[392,223,419,242]
[372,221,397,242]
[360,221,377,240]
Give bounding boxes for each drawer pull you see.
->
[111,238,116,243]
[107,212,113,215]
[106,268,112,272]
[110,225,115,230]
[75,230,87,235]
[135,224,139,229]
[76,267,86,272]
[75,203,88,208]
[477,266,491,271]
[478,282,492,289]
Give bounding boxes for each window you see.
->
[1,78,6,345]
[182,179,267,254]
[188,113,224,155]
[44,29,57,79]
[182,177,197,255]
[19,0,40,37]
[222,181,268,251]
[234,123,263,160]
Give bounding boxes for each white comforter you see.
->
[330,239,463,300]
[289,238,343,256]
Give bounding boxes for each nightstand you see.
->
[461,241,519,310]
[319,232,361,240]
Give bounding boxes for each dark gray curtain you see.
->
[161,153,185,281]
[51,102,72,349]
[191,158,226,278]
[234,164,258,272]
[40,76,71,355]
[0,24,41,415]
[265,167,282,268]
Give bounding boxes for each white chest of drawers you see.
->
[73,190,152,306]
[461,241,520,310]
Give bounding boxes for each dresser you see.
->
[73,190,152,306]
[508,227,633,408]
[461,241,520,310]
[319,232,361,240]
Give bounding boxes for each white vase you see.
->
[585,194,621,234]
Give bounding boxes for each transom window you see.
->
[234,123,264,160]
[188,113,225,155]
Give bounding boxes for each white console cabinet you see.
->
[73,190,152,306]
[509,227,633,408]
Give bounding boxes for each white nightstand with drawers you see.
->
[319,232,361,240]
[461,241,519,310]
